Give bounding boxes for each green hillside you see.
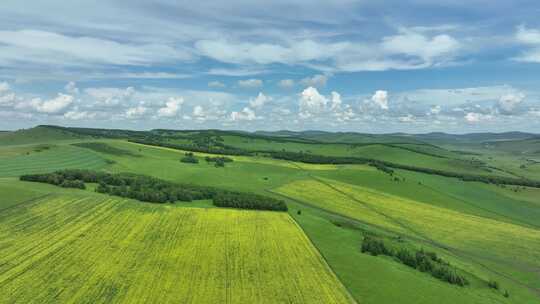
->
[0,125,539,304]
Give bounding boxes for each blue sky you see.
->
[1,0,540,133]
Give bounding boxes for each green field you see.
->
[0,194,353,303]
[0,126,539,304]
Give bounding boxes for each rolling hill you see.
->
[0,125,539,304]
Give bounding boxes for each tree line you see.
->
[267,151,540,188]
[128,139,252,156]
[20,170,287,211]
[361,236,469,287]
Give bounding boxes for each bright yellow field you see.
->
[0,195,354,304]
[274,178,540,277]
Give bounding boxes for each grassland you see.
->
[0,145,108,177]
[1,126,539,304]
[274,178,540,303]
[0,194,353,304]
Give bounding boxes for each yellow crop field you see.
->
[274,178,540,276]
[0,194,354,304]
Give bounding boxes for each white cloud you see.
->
[514,25,540,63]
[300,74,328,87]
[208,81,226,88]
[371,90,389,110]
[399,114,416,123]
[0,92,16,105]
[299,87,328,119]
[0,82,15,106]
[157,97,184,117]
[64,110,95,120]
[465,112,493,123]
[191,105,224,122]
[195,39,346,65]
[125,105,147,119]
[381,29,461,62]
[194,28,462,72]
[85,86,135,106]
[29,93,74,113]
[230,107,257,121]
[249,92,271,109]
[206,67,267,76]
[238,78,263,88]
[0,30,192,67]
[498,93,525,114]
[0,82,10,93]
[64,81,79,95]
[516,25,540,45]
[429,105,442,115]
[278,79,295,88]
[330,91,342,110]
[528,109,540,117]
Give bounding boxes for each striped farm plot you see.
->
[274,178,540,291]
[0,145,108,177]
[0,194,354,304]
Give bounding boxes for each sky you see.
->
[0,0,540,133]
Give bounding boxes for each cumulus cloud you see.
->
[299,87,328,119]
[190,105,225,122]
[157,97,184,117]
[465,112,493,123]
[208,81,226,88]
[29,93,74,114]
[238,79,263,88]
[371,90,389,110]
[85,86,135,107]
[300,74,328,88]
[0,82,15,106]
[125,105,147,119]
[330,91,342,110]
[230,107,257,121]
[498,93,525,114]
[249,92,271,109]
[278,79,295,88]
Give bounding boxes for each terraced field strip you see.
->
[0,145,108,177]
[0,195,354,304]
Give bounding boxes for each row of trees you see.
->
[213,193,287,211]
[20,170,287,211]
[128,139,252,156]
[361,236,469,287]
[267,151,540,188]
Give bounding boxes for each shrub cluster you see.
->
[361,236,469,286]
[180,152,199,164]
[20,170,287,211]
[205,156,233,167]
